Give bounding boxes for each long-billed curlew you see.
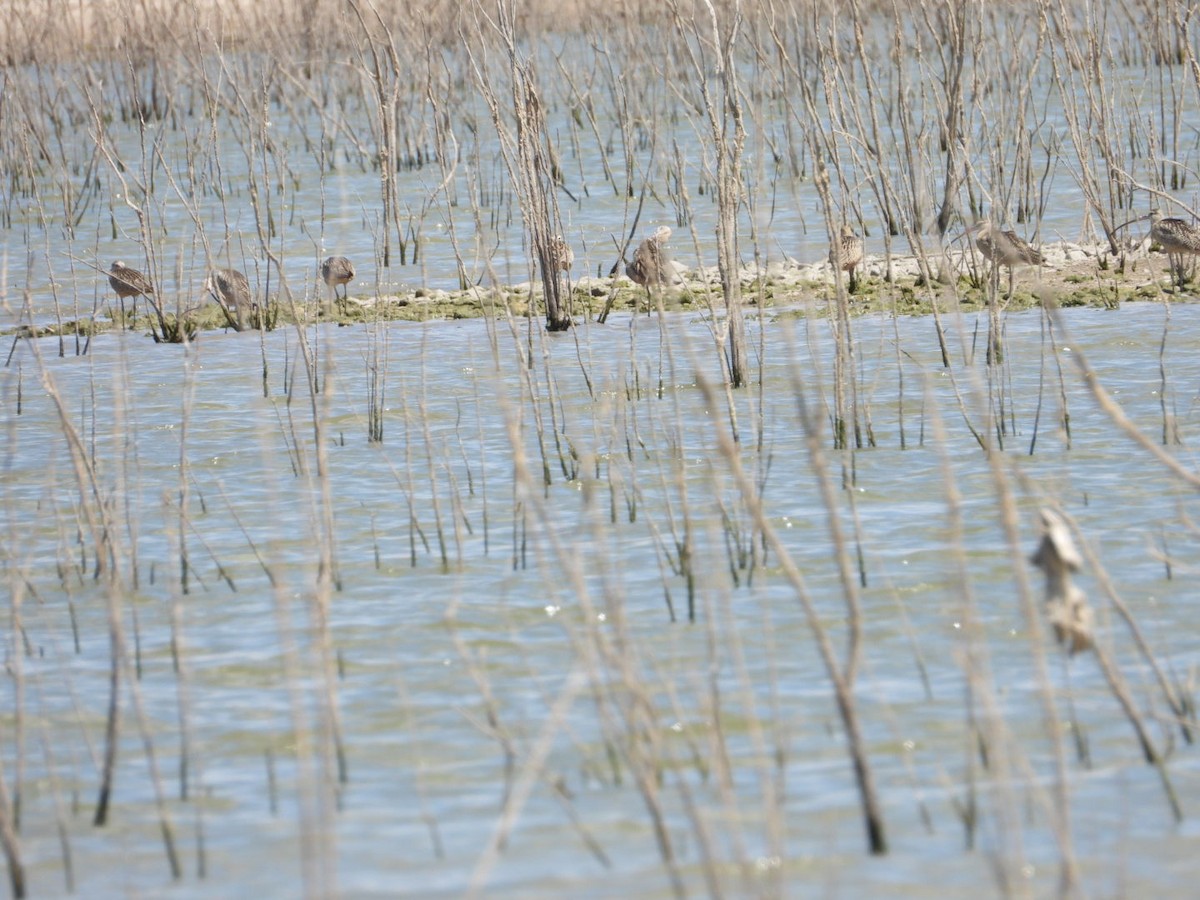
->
[1149,208,1200,288]
[204,268,252,330]
[828,224,864,294]
[626,226,673,313]
[319,256,355,309]
[966,219,1044,297]
[108,260,153,321]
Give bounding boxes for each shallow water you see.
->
[3,9,1200,893]
[2,298,1199,897]
[2,18,1189,330]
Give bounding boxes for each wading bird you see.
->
[1149,208,1200,288]
[626,226,673,313]
[829,224,864,294]
[107,260,153,321]
[204,268,252,330]
[320,255,355,309]
[967,219,1044,297]
[549,236,574,272]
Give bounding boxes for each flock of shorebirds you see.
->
[104,210,1200,321]
[831,209,1200,296]
[106,255,357,323]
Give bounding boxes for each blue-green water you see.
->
[3,6,1200,893]
[2,300,1198,896]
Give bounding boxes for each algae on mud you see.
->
[12,239,1188,342]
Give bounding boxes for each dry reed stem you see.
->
[669,0,750,387]
[1031,508,1183,820]
[464,0,572,332]
[4,0,1200,895]
[975,399,1081,894]
[27,363,121,825]
[466,667,587,897]
[479,338,694,895]
[1042,300,1200,490]
[689,323,889,855]
[1046,505,1196,744]
[25,341,189,875]
[0,748,25,898]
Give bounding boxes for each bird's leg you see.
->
[848,266,858,295]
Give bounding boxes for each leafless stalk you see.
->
[465,1,572,332]
[669,0,750,387]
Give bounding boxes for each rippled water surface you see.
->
[2,21,1190,330]
[3,299,1200,897]
[3,5,1200,892]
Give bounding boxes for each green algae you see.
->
[6,263,1194,344]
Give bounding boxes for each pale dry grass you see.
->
[0,0,652,63]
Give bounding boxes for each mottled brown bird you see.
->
[203,268,252,330]
[549,236,574,272]
[1149,208,1200,288]
[626,226,672,287]
[320,255,355,307]
[828,225,865,294]
[108,260,153,299]
[108,260,153,320]
[625,226,673,315]
[967,219,1044,296]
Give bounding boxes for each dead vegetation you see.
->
[1,1,1199,897]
